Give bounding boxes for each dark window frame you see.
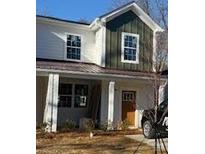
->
[74,84,88,108]
[58,83,88,108]
[66,34,81,60]
[58,83,72,108]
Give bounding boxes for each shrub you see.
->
[39,122,49,133]
[120,119,129,130]
[63,119,76,131]
[107,120,114,130]
[116,120,122,130]
[37,122,50,138]
[100,121,108,131]
[83,119,95,132]
[100,120,114,131]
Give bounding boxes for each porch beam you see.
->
[107,81,115,130]
[43,73,59,132]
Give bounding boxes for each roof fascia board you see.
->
[36,68,167,82]
[100,3,133,22]
[89,18,105,31]
[133,3,163,31]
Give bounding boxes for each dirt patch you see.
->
[36,129,157,154]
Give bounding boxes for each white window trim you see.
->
[122,91,135,102]
[64,33,82,62]
[119,87,139,128]
[121,32,139,64]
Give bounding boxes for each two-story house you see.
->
[36,1,166,132]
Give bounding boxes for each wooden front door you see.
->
[122,91,136,126]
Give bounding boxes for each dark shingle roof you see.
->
[36,15,90,26]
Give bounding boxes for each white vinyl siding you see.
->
[100,80,155,128]
[36,20,96,63]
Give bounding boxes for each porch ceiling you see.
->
[36,58,167,80]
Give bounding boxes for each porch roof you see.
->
[36,58,166,80]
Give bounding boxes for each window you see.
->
[122,91,136,102]
[58,83,88,108]
[121,32,139,63]
[58,84,72,107]
[66,34,81,60]
[74,84,88,107]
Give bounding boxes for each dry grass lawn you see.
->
[36,129,159,154]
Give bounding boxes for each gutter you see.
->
[36,68,167,81]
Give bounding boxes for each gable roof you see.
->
[97,1,163,32]
[37,1,163,32]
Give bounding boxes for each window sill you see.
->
[121,60,139,64]
[64,58,82,62]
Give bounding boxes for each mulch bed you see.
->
[36,129,157,154]
[36,128,142,139]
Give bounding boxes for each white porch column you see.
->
[43,73,59,132]
[107,81,115,130]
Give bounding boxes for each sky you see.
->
[36,0,112,22]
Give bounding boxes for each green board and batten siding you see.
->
[105,10,153,72]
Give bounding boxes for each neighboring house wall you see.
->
[105,10,153,71]
[36,76,48,126]
[36,20,96,63]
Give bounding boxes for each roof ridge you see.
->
[99,1,137,18]
[36,58,98,66]
[36,15,90,26]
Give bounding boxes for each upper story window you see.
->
[121,32,139,64]
[66,34,81,60]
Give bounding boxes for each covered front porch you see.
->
[36,59,165,132]
[36,75,102,132]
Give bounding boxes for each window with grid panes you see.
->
[121,32,139,63]
[66,34,81,60]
